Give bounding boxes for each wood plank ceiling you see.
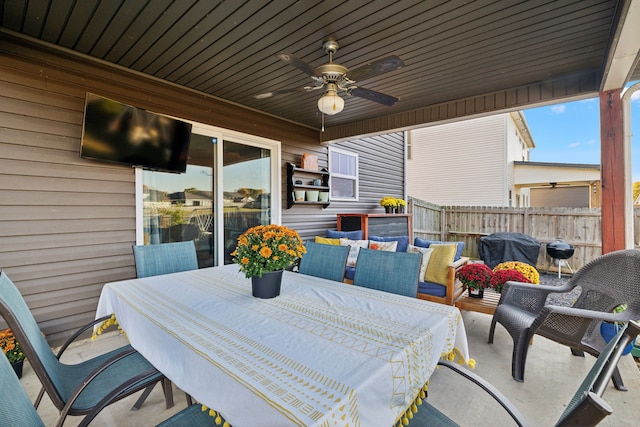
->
[1,0,639,140]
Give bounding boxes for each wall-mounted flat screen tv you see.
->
[80,93,192,173]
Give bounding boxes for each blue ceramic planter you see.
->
[600,322,634,355]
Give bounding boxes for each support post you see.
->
[599,89,626,253]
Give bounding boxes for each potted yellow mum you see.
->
[231,224,306,298]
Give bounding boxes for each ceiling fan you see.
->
[254,38,404,116]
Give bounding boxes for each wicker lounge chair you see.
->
[488,249,640,389]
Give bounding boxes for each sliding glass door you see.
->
[140,133,215,268]
[137,124,280,268]
[222,140,272,264]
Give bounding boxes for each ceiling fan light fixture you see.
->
[317,87,344,115]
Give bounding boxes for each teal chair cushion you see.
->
[299,242,349,282]
[352,248,421,297]
[133,241,198,278]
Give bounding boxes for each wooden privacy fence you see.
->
[408,196,640,274]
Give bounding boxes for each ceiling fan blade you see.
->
[254,86,308,99]
[277,53,323,77]
[349,87,399,106]
[347,55,404,82]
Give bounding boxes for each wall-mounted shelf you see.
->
[286,162,330,209]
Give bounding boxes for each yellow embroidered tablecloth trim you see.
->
[392,351,476,427]
[92,314,126,340]
[442,347,476,369]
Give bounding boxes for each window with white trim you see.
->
[329,146,358,201]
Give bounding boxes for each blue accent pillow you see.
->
[413,237,464,261]
[326,229,364,240]
[368,235,409,252]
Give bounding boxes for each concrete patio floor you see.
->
[18,311,639,426]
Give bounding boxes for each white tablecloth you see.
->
[96,264,470,426]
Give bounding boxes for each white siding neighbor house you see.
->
[407,112,534,206]
[407,112,601,207]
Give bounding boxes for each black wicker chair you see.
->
[488,249,640,389]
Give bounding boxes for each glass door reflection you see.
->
[142,133,215,268]
[223,140,272,264]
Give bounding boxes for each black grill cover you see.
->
[479,232,541,269]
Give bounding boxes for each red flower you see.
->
[490,269,531,293]
[456,263,493,290]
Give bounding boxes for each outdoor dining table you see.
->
[95,264,471,427]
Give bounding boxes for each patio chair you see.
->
[353,248,422,297]
[0,346,218,427]
[488,249,640,389]
[409,321,639,426]
[298,241,349,282]
[133,240,198,277]
[133,240,199,406]
[0,271,170,427]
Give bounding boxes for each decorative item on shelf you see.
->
[380,196,403,214]
[306,190,319,202]
[1,328,25,378]
[231,224,306,298]
[600,304,635,355]
[294,190,305,202]
[456,263,493,299]
[318,192,329,202]
[300,153,318,170]
[396,198,407,214]
[312,179,322,186]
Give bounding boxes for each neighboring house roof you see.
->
[510,111,535,150]
[513,161,600,187]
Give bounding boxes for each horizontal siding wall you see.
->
[0,75,138,341]
[282,132,406,241]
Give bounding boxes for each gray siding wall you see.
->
[0,38,405,345]
[283,132,406,241]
